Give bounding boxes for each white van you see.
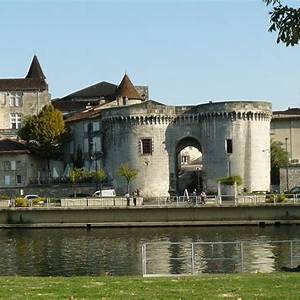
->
[92,189,116,197]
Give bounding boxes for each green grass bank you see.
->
[1,273,300,299]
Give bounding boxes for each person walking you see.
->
[133,191,137,206]
[125,192,130,206]
[200,191,206,204]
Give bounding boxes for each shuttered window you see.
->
[140,138,153,155]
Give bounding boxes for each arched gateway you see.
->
[101,100,272,197]
[175,137,202,195]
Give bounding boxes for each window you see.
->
[9,92,22,107]
[181,155,189,164]
[4,161,11,171]
[16,175,22,184]
[92,136,101,152]
[140,138,153,155]
[4,175,10,185]
[0,93,5,105]
[93,121,100,132]
[11,161,16,171]
[226,139,233,154]
[83,138,89,153]
[10,113,22,129]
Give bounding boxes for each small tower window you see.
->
[226,139,233,154]
[140,138,153,155]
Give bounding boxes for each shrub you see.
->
[15,198,28,207]
[0,194,10,200]
[277,194,287,202]
[32,197,46,205]
[218,175,242,186]
[266,194,287,203]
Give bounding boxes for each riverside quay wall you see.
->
[0,206,300,227]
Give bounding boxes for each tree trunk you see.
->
[127,181,130,194]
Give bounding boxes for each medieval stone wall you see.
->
[101,101,272,197]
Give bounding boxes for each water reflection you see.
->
[0,226,299,276]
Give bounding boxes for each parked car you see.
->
[24,194,39,200]
[92,189,116,197]
[288,186,300,195]
[20,194,44,207]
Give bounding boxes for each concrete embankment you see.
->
[0,205,300,228]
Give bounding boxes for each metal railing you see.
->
[141,240,300,277]
[1,194,300,208]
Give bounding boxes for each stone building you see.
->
[271,108,300,191]
[64,74,146,172]
[64,74,272,197]
[0,55,50,139]
[271,108,300,163]
[52,74,148,115]
[0,139,46,188]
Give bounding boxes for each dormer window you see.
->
[122,97,128,106]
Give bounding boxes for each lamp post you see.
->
[285,137,289,191]
[196,167,201,193]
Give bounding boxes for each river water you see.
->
[0,225,299,276]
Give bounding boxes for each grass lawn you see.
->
[1,273,300,299]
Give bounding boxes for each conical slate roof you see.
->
[115,74,141,99]
[0,56,47,91]
[25,55,46,79]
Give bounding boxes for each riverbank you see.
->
[0,273,299,299]
[1,205,300,228]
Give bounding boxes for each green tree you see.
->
[92,168,107,192]
[218,175,243,186]
[263,0,300,46]
[18,104,69,179]
[117,163,138,194]
[271,140,288,185]
[68,168,85,197]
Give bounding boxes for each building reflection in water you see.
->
[0,226,300,276]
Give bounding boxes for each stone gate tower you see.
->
[101,100,272,197]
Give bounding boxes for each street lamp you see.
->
[285,137,289,191]
[196,166,201,193]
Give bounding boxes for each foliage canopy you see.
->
[118,163,138,193]
[18,104,69,161]
[263,0,300,46]
[218,175,243,186]
[271,140,288,185]
[271,140,288,168]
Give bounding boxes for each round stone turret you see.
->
[101,100,272,197]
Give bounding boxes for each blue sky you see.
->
[1,0,300,110]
